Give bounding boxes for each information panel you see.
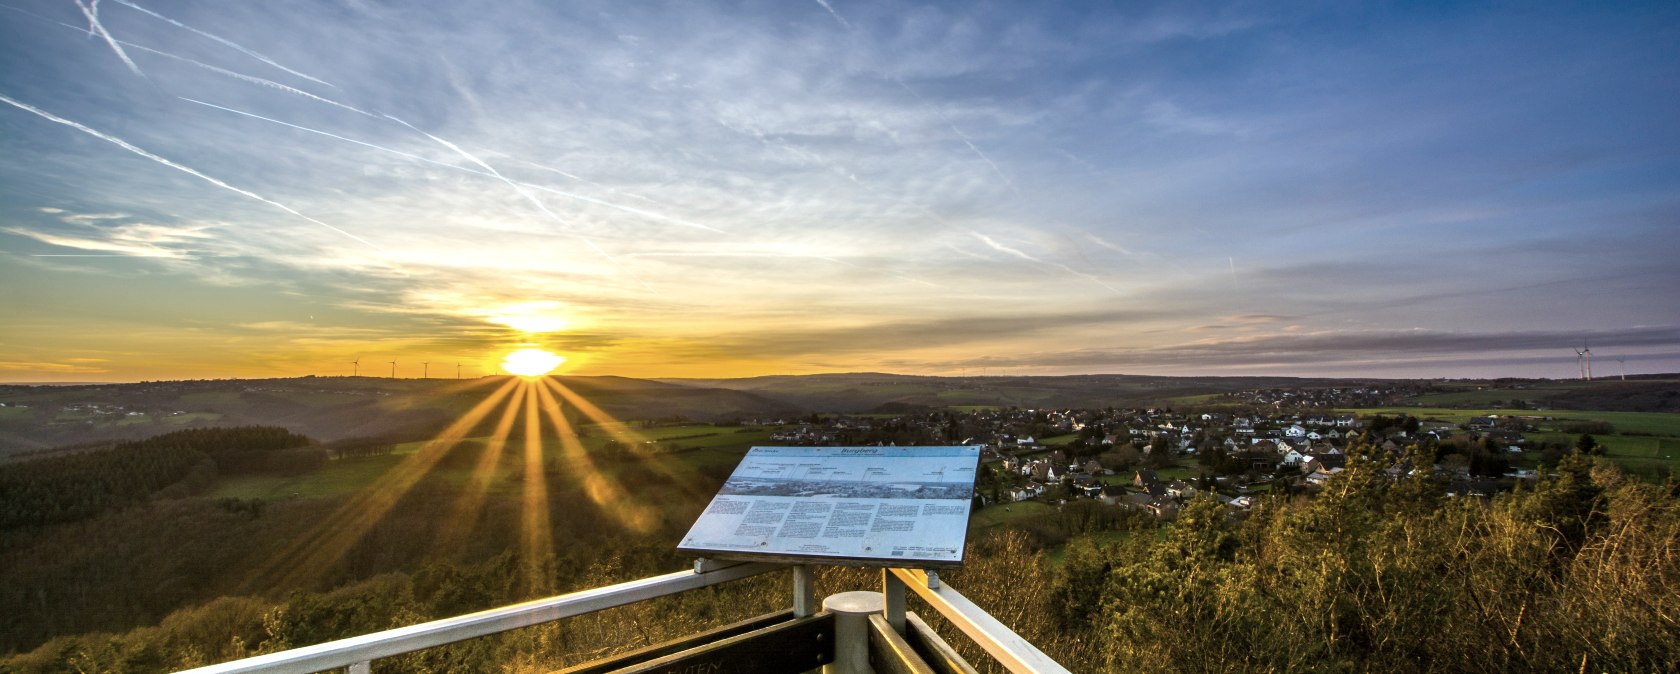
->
[678,446,981,566]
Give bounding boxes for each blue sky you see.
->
[1,0,1676,381]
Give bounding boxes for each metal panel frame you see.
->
[176,561,782,674]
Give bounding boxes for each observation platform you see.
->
[175,560,1070,674]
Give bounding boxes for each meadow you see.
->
[1342,406,1680,479]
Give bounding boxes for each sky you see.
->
[1,0,1677,382]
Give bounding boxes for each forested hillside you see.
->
[0,427,313,529]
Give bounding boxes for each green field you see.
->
[968,500,1055,528]
[1342,407,1680,480]
[0,406,32,420]
[1403,381,1588,407]
[211,453,407,500]
[162,412,223,425]
[214,423,771,501]
[1340,407,1680,436]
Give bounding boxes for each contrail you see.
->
[180,98,724,234]
[110,0,334,88]
[627,251,938,288]
[946,121,1018,196]
[814,0,852,29]
[72,0,142,75]
[893,80,1020,197]
[970,230,1120,293]
[970,231,1041,263]
[81,0,97,35]
[3,3,366,114]
[1086,232,1138,257]
[181,98,444,163]
[0,93,381,251]
[383,114,612,260]
[142,50,369,115]
[515,159,664,205]
[808,1,1020,197]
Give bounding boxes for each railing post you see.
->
[347,661,369,674]
[794,565,816,617]
[882,568,906,634]
[821,591,883,674]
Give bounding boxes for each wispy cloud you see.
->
[110,0,333,87]
[72,0,142,76]
[0,94,382,251]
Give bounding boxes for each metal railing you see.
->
[886,569,1071,674]
[176,560,782,674]
[177,561,1069,674]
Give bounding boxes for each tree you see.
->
[1575,433,1604,456]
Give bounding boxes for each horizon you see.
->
[3,1,1678,383]
[7,369,1680,388]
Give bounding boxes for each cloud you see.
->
[915,326,1680,373]
[6,212,215,259]
[0,360,111,373]
[1,1,1676,379]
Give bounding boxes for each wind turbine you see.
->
[389,360,397,378]
[1574,347,1587,380]
[1583,345,1593,381]
[1617,357,1627,381]
[422,361,430,379]
[351,357,360,377]
[456,362,462,379]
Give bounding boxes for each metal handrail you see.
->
[888,568,1071,674]
[176,560,783,674]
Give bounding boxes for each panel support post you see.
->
[882,568,907,635]
[821,591,883,674]
[793,565,816,617]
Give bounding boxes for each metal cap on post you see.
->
[822,591,884,674]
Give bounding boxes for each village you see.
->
[749,390,1553,520]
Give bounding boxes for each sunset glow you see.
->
[501,348,566,377]
[1,2,1676,379]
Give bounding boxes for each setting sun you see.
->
[500,348,565,377]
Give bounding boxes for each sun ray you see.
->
[431,383,527,560]
[533,380,659,535]
[244,378,520,591]
[542,378,718,503]
[520,382,556,594]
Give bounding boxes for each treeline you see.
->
[0,427,314,529]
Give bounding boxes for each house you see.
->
[1284,424,1307,438]
[1122,492,1155,511]
[1002,456,1022,473]
[1133,469,1161,490]
[1301,454,1347,474]
[1280,449,1306,467]
[1098,485,1129,506]
[1146,499,1179,520]
[1166,480,1196,498]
